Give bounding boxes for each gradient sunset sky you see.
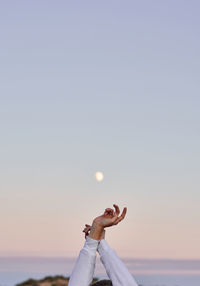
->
[0,0,200,259]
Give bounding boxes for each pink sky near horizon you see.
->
[1,182,199,259]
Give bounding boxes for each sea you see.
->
[0,257,200,286]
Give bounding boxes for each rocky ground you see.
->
[16,275,98,286]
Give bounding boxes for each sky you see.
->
[0,0,200,259]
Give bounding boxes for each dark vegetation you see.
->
[15,275,144,286]
[16,275,98,286]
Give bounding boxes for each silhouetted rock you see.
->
[16,275,98,286]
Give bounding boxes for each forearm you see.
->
[98,240,138,286]
[68,237,99,286]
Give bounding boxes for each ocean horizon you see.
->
[1,256,200,286]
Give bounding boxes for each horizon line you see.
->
[1,255,200,261]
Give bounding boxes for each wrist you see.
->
[88,222,104,241]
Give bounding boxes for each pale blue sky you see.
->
[0,1,200,258]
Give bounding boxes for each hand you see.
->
[87,204,127,240]
[93,204,127,228]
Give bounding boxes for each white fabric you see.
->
[68,236,99,286]
[68,237,138,286]
[98,239,138,286]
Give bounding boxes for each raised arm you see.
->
[83,204,138,286]
[98,239,138,286]
[68,236,99,286]
[69,204,120,286]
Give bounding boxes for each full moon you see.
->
[95,171,104,182]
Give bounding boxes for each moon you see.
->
[95,171,104,182]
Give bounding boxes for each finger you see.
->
[83,226,91,233]
[104,208,114,217]
[105,208,113,212]
[108,209,114,216]
[105,208,113,214]
[113,204,120,216]
[84,224,91,230]
[83,229,90,237]
[114,207,127,224]
[121,207,127,219]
